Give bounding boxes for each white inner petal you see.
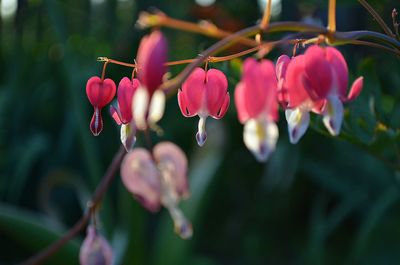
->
[132,87,149,130]
[148,89,166,124]
[243,119,279,162]
[285,108,310,144]
[323,95,343,136]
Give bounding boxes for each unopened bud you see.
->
[80,226,113,265]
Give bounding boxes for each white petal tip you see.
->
[196,131,207,146]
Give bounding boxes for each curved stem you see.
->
[260,0,272,30]
[328,0,336,32]
[20,145,126,265]
[358,0,395,38]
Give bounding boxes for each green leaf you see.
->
[0,203,80,265]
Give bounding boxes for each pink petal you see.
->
[80,226,113,265]
[234,82,250,124]
[109,104,122,125]
[303,45,332,100]
[180,67,206,116]
[276,54,291,81]
[205,69,229,117]
[86,76,116,108]
[120,148,161,212]
[325,47,348,98]
[178,90,196,117]
[259,59,278,121]
[136,30,168,95]
[344,76,363,102]
[153,142,189,198]
[276,55,291,108]
[117,77,139,124]
[285,55,311,108]
[90,107,103,136]
[243,58,277,119]
[212,92,230,119]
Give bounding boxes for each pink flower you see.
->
[133,30,168,131]
[86,76,116,136]
[136,30,168,95]
[279,45,363,143]
[110,77,140,125]
[110,77,140,151]
[120,142,192,239]
[234,58,279,162]
[80,225,113,265]
[178,67,230,146]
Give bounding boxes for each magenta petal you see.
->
[234,82,249,124]
[242,58,267,117]
[285,55,311,108]
[303,45,332,100]
[345,77,363,102]
[205,69,229,117]
[276,55,291,81]
[120,148,161,212]
[86,76,116,108]
[326,47,349,98]
[80,225,113,265]
[90,107,103,136]
[212,92,230,119]
[178,90,196,117]
[181,67,206,115]
[117,77,139,124]
[110,104,122,125]
[153,142,189,198]
[137,30,168,95]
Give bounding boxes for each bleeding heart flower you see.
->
[136,30,168,95]
[80,225,113,265]
[110,77,140,151]
[86,76,116,136]
[281,45,363,143]
[133,30,168,131]
[234,58,279,162]
[178,67,230,146]
[120,142,192,239]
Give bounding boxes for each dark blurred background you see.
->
[0,0,400,264]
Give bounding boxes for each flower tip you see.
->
[175,220,193,240]
[80,226,113,265]
[196,131,207,146]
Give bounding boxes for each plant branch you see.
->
[328,0,337,32]
[260,0,272,30]
[20,145,127,265]
[137,11,259,47]
[358,0,396,38]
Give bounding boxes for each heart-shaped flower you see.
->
[132,30,168,131]
[120,142,192,239]
[86,76,116,136]
[110,77,140,151]
[279,45,363,143]
[235,58,279,162]
[178,67,230,146]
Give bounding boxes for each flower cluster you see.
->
[85,31,363,246]
[178,45,363,161]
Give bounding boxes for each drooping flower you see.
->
[80,225,113,265]
[86,76,116,136]
[120,142,192,239]
[280,45,363,143]
[234,58,279,162]
[178,67,230,146]
[132,30,168,131]
[110,77,140,151]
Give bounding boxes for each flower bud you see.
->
[80,225,113,265]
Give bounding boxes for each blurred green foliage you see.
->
[0,0,399,264]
